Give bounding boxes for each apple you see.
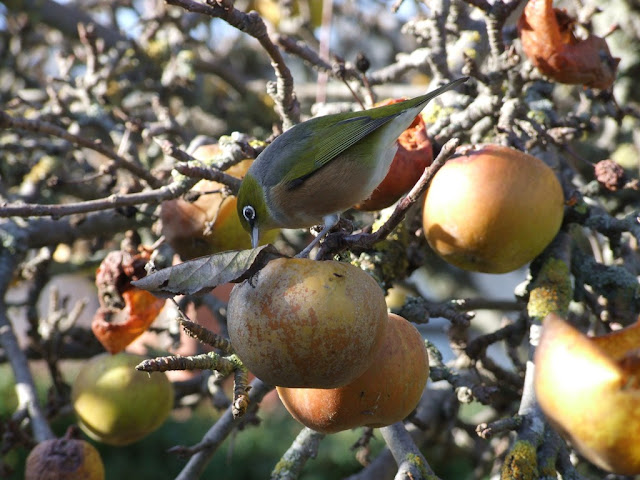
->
[276,313,429,434]
[161,145,278,259]
[535,313,640,474]
[227,257,389,388]
[92,288,166,354]
[356,99,433,211]
[517,0,619,90]
[91,249,166,354]
[71,352,174,446]
[422,144,564,273]
[25,436,104,480]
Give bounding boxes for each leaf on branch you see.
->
[132,245,283,297]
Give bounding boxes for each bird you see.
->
[237,77,467,255]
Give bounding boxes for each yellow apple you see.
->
[71,352,174,446]
[422,144,564,273]
[161,145,278,259]
[535,313,640,474]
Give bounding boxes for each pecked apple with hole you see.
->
[535,313,640,475]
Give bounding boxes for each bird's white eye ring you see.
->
[242,205,256,222]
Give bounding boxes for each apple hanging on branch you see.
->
[535,313,640,475]
[71,352,174,446]
[227,257,389,388]
[422,144,565,274]
[276,313,429,434]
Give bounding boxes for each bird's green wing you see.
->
[280,112,398,186]
[275,77,468,188]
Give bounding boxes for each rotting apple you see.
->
[422,144,564,273]
[517,0,619,90]
[161,145,278,259]
[91,249,166,354]
[356,99,433,211]
[227,257,389,388]
[71,352,174,446]
[535,313,640,475]
[25,436,104,480]
[92,287,166,355]
[276,313,429,434]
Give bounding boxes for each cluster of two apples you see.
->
[227,257,430,434]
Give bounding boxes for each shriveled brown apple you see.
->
[227,257,388,388]
[535,313,640,474]
[92,249,166,354]
[517,0,619,89]
[422,144,564,273]
[25,436,105,480]
[276,313,428,434]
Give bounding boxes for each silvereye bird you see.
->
[237,77,467,252]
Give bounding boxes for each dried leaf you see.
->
[518,0,619,89]
[132,244,283,297]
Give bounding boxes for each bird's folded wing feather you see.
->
[281,113,397,186]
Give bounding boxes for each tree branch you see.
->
[0,236,55,443]
[0,110,161,188]
[174,378,273,480]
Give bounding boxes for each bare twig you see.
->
[174,378,273,480]
[165,0,299,129]
[476,415,522,440]
[0,110,161,188]
[345,386,457,480]
[317,138,460,259]
[9,0,130,49]
[0,181,193,218]
[0,240,55,443]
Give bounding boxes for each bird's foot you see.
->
[296,214,341,259]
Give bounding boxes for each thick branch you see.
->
[501,231,573,478]
[0,242,54,443]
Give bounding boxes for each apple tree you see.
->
[1,0,639,478]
